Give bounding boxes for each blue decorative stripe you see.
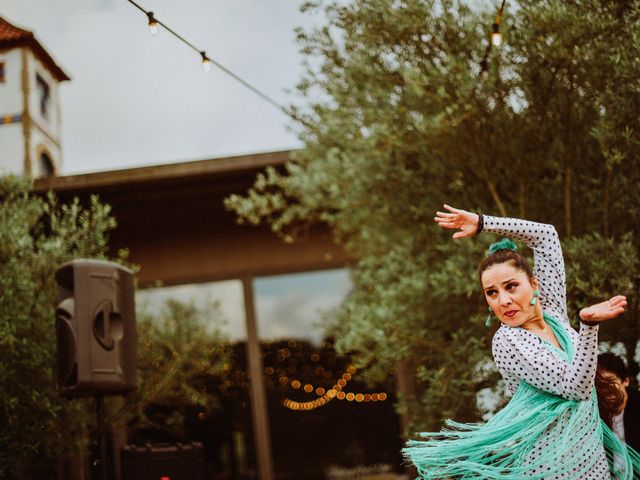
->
[0,114,22,125]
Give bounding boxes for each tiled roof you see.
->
[0,15,32,42]
[0,16,70,81]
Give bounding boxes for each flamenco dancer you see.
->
[403,205,640,479]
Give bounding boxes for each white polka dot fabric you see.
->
[484,215,610,479]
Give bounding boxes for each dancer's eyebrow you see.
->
[483,278,516,291]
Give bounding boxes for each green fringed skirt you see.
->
[403,382,640,479]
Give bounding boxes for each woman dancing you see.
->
[403,205,640,479]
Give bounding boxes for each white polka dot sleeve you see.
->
[482,215,568,323]
[492,323,599,400]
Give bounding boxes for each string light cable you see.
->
[126,0,288,115]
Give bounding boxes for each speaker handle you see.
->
[93,300,115,350]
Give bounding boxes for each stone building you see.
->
[0,15,68,177]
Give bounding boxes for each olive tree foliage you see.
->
[0,177,123,477]
[127,298,231,442]
[226,0,640,430]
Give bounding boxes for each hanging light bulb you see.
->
[491,1,506,47]
[146,11,158,35]
[200,51,212,72]
[491,22,502,47]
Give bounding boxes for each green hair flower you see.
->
[487,238,518,256]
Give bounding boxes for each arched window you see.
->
[38,152,55,177]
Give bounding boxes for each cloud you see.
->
[93,0,116,11]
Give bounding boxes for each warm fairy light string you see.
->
[129,0,507,111]
[125,0,288,114]
[279,365,389,411]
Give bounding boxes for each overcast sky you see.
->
[3,0,319,174]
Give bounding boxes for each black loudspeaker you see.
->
[55,259,137,397]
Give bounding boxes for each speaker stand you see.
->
[92,395,109,480]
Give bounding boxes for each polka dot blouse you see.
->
[483,215,609,479]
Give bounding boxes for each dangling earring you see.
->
[530,289,540,306]
[485,307,493,327]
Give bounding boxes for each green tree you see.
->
[127,298,231,442]
[226,0,640,430]
[0,176,122,478]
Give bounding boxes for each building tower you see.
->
[0,16,69,177]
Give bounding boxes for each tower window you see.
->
[36,74,50,119]
[39,152,55,177]
[0,62,5,83]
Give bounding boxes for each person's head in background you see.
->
[596,352,631,427]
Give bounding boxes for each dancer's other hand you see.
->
[579,295,628,322]
[434,204,479,239]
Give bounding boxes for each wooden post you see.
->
[396,359,416,479]
[21,48,32,176]
[242,276,275,480]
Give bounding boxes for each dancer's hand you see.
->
[579,295,627,322]
[434,204,479,239]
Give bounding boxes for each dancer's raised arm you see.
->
[435,204,567,322]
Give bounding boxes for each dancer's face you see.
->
[481,262,539,327]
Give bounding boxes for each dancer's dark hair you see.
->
[478,249,534,283]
